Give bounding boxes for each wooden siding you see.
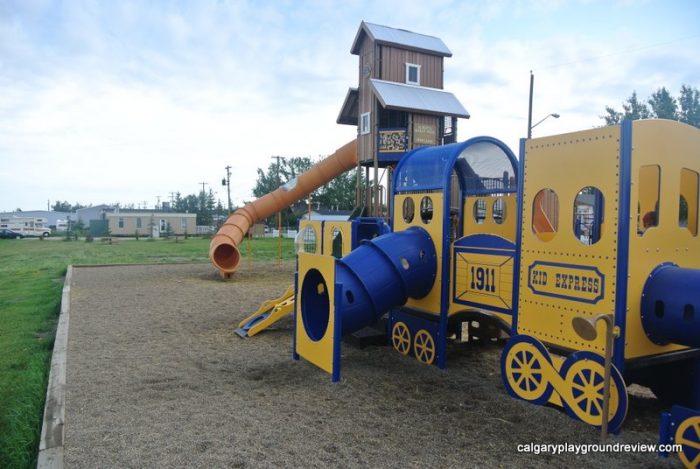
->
[355,36,446,163]
[379,45,443,88]
[358,37,375,163]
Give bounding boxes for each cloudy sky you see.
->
[1,0,698,212]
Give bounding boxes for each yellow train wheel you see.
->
[560,351,628,433]
[676,416,700,468]
[501,336,553,404]
[391,321,411,355]
[413,329,435,365]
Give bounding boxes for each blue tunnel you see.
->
[300,226,437,341]
[641,264,700,348]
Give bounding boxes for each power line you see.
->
[538,34,700,71]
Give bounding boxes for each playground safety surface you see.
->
[63,262,678,467]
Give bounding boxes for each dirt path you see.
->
[64,262,678,468]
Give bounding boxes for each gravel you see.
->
[64,262,679,468]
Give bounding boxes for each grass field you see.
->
[0,236,295,468]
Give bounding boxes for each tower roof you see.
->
[350,21,452,57]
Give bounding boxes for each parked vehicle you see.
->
[0,229,24,239]
[0,217,51,237]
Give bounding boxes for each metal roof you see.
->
[369,79,469,118]
[351,21,452,57]
[337,88,359,125]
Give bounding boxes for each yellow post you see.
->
[277,211,282,269]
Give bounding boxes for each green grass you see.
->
[0,236,295,468]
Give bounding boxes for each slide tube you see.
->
[641,264,700,347]
[210,139,357,276]
[300,226,437,338]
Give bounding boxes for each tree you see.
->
[314,171,357,210]
[648,87,677,120]
[251,156,359,226]
[172,190,215,227]
[602,85,700,128]
[679,85,700,128]
[602,91,650,125]
[51,201,86,212]
[252,157,313,198]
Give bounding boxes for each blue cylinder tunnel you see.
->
[641,264,700,348]
[300,226,437,340]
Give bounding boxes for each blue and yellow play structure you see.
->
[291,120,700,467]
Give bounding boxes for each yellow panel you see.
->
[322,221,352,257]
[517,126,621,354]
[297,220,322,254]
[625,120,700,359]
[453,252,513,310]
[393,193,443,315]
[451,192,516,324]
[463,194,517,241]
[295,253,337,374]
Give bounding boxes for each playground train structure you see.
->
[210,119,700,467]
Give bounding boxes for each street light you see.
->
[571,313,620,443]
[529,113,560,138]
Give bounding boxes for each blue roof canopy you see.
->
[393,137,518,195]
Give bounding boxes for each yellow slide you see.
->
[235,285,295,337]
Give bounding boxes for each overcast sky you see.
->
[1,0,699,212]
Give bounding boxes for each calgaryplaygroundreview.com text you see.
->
[517,442,682,455]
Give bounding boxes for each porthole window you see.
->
[573,187,604,245]
[473,199,486,224]
[402,198,415,224]
[493,198,506,224]
[532,189,559,241]
[420,196,433,224]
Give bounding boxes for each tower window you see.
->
[360,112,371,135]
[406,63,420,85]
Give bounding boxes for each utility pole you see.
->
[271,156,285,268]
[527,70,534,139]
[198,182,207,195]
[223,165,232,214]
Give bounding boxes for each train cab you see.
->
[388,136,519,367]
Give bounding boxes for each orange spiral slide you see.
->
[209,139,357,277]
